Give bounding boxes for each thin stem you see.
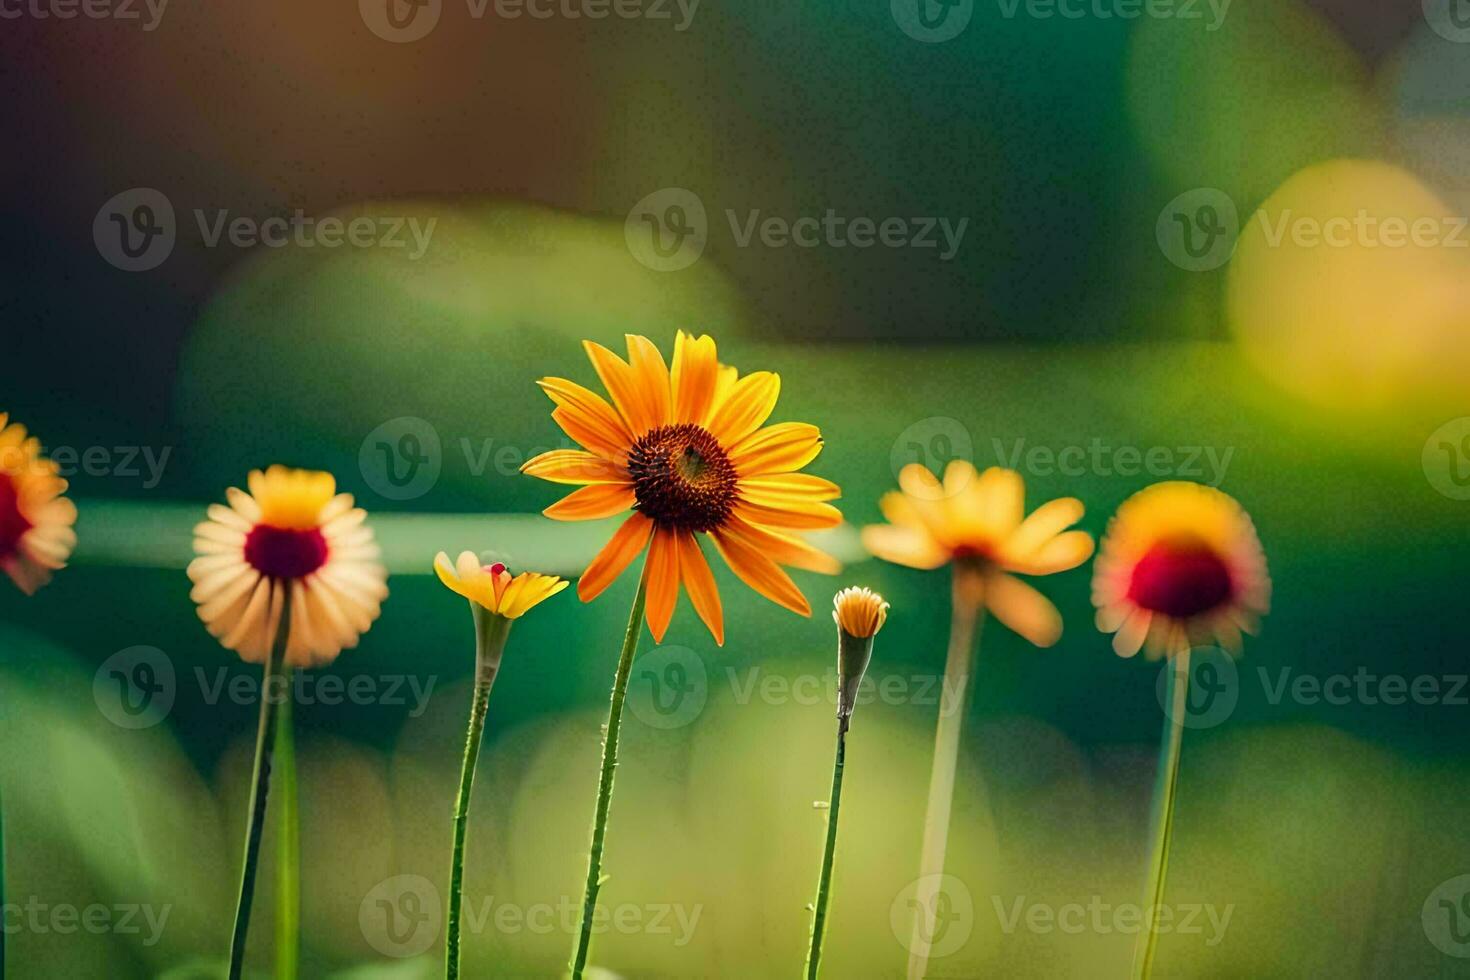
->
[275,669,299,980]
[1,779,7,980]
[446,608,512,980]
[228,599,292,980]
[906,568,984,980]
[569,564,650,980]
[1131,648,1190,980]
[804,719,848,979]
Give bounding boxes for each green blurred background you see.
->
[2,1,1470,977]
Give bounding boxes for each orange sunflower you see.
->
[1092,481,1270,658]
[522,332,842,645]
[0,413,78,595]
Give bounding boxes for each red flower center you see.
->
[1127,536,1234,619]
[0,473,33,560]
[244,524,329,579]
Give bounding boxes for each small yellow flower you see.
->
[1092,481,1270,658]
[188,465,388,667]
[832,586,889,639]
[0,413,78,595]
[522,331,842,645]
[434,551,569,619]
[861,461,1093,647]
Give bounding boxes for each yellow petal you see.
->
[522,450,630,486]
[543,484,635,522]
[985,573,1062,648]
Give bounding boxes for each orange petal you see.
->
[585,340,655,437]
[538,378,632,458]
[861,524,950,570]
[643,526,681,642]
[1002,497,1085,560]
[579,513,654,602]
[732,498,842,530]
[739,473,841,501]
[985,573,1063,648]
[711,528,811,617]
[544,484,635,521]
[730,423,824,477]
[723,514,841,574]
[1007,530,1095,576]
[625,335,671,430]
[671,331,720,426]
[706,371,780,446]
[522,450,630,486]
[676,532,724,645]
[551,407,628,464]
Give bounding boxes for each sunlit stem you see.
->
[803,718,848,979]
[906,568,984,980]
[228,600,292,980]
[1131,648,1190,980]
[275,668,299,980]
[1,778,7,980]
[446,606,512,980]
[569,563,650,980]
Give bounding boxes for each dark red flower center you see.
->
[627,423,738,532]
[1127,535,1234,619]
[0,473,32,559]
[244,524,329,579]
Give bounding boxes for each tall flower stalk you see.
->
[861,461,1093,980]
[274,672,300,980]
[434,550,567,979]
[519,332,842,978]
[187,466,387,979]
[804,587,887,979]
[1091,481,1270,978]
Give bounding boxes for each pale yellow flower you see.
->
[434,551,568,619]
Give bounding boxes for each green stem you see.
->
[569,565,650,980]
[227,600,291,980]
[275,669,299,980]
[446,607,512,980]
[906,570,984,980]
[1,778,7,980]
[804,719,848,979]
[1131,648,1190,980]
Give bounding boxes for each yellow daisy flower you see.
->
[522,331,842,645]
[0,413,78,595]
[861,461,1093,647]
[434,551,568,619]
[187,465,388,667]
[1092,481,1270,659]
